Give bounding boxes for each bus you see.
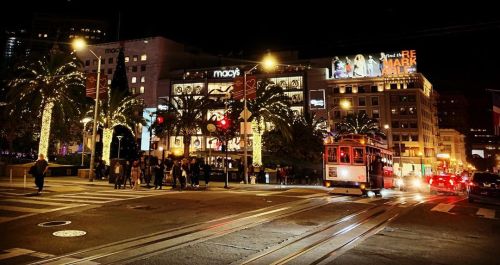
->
[323,134,393,195]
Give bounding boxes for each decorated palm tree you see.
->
[338,113,385,138]
[153,93,215,158]
[7,50,86,158]
[230,80,292,166]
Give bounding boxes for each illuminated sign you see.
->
[436,153,451,159]
[309,89,325,109]
[158,104,168,110]
[331,50,417,79]
[213,68,241,78]
[141,108,156,151]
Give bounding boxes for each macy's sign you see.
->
[213,68,241,78]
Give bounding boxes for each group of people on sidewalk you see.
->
[110,156,212,191]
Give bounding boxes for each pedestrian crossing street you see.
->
[431,202,499,219]
[0,189,169,224]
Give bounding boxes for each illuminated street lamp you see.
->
[80,117,92,166]
[242,53,277,184]
[73,38,101,182]
[116,135,123,159]
[327,99,351,131]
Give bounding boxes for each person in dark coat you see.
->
[154,161,165,189]
[171,160,182,189]
[203,161,211,187]
[34,154,49,194]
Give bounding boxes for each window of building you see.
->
[410,122,418,128]
[340,147,350,163]
[125,56,130,63]
[107,68,112,74]
[358,86,366,93]
[327,147,337,163]
[391,108,397,115]
[85,60,90,66]
[101,59,105,65]
[107,79,112,85]
[131,77,137,83]
[141,76,145,83]
[345,87,352,93]
[132,66,137,72]
[140,86,145,94]
[141,54,147,61]
[372,109,380,119]
[141,65,146,71]
[393,134,400,141]
[108,58,113,64]
[410,134,419,141]
[133,55,138,62]
[401,135,410,141]
[130,87,136,94]
[408,107,416,115]
[358,109,367,115]
[400,95,409,102]
[400,107,407,115]
[392,121,399,128]
[371,96,379,106]
[408,95,416,102]
[358,97,366,106]
[401,121,408,128]
[390,83,397,90]
[333,87,340,93]
[371,86,378,92]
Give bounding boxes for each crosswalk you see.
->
[0,189,169,224]
[431,202,499,219]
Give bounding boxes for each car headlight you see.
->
[412,178,421,188]
[396,178,404,186]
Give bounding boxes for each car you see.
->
[396,175,426,192]
[429,174,461,195]
[467,172,500,204]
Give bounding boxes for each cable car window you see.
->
[327,147,338,163]
[353,147,364,164]
[340,147,350,163]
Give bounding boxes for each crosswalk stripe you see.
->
[96,190,164,196]
[431,203,455,213]
[476,208,496,219]
[0,205,47,213]
[0,248,35,261]
[39,257,101,265]
[352,197,384,204]
[29,197,110,204]
[2,198,74,206]
[54,194,122,200]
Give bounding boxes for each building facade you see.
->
[438,129,467,172]
[437,92,469,134]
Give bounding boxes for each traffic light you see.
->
[217,116,231,131]
[156,116,164,124]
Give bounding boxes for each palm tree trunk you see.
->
[102,128,113,165]
[252,119,264,167]
[38,101,54,159]
[183,135,191,158]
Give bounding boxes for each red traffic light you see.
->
[157,116,164,124]
[217,116,231,130]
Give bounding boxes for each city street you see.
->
[0,177,499,265]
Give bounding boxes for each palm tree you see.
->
[338,113,385,137]
[7,51,86,158]
[156,93,215,158]
[89,89,145,165]
[229,80,292,166]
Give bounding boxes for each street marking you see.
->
[476,208,496,219]
[54,194,121,201]
[352,197,384,204]
[29,197,109,204]
[2,198,75,206]
[0,248,35,260]
[431,203,455,213]
[29,251,56,259]
[42,257,100,265]
[0,205,47,213]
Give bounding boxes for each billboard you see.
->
[330,50,417,79]
[141,108,157,151]
[309,89,325,109]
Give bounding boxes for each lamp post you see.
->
[327,99,351,132]
[117,135,123,159]
[419,151,424,177]
[384,124,403,177]
[80,117,92,166]
[73,39,101,182]
[242,54,277,184]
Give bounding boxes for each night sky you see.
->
[2,1,499,128]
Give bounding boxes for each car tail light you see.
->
[468,181,475,187]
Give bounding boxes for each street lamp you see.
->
[116,135,123,159]
[80,117,92,166]
[242,53,277,184]
[327,99,351,131]
[73,38,101,182]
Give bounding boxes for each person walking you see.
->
[114,162,124,189]
[171,160,181,189]
[203,161,211,187]
[154,160,165,190]
[123,160,132,189]
[34,154,49,194]
[131,160,141,190]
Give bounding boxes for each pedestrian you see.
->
[181,159,189,190]
[123,160,132,188]
[131,160,141,190]
[33,154,48,194]
[154,160,165,190]
[114,162,124,189]
[191,158,200,188]
[171,160,182,189]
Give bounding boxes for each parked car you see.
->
[467,172,500,204]
[429,174,461,195]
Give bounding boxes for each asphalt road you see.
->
[0,177,499,265]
